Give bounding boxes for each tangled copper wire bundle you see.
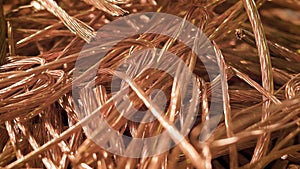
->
[1,0,300,168]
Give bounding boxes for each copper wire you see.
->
[1,0,300,168]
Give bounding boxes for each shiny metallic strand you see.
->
[82,0,128,16]
[36,0,96,43]
[0,0,300,169]
[215,43,238,169]
[0,0,5,66]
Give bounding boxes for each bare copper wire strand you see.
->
[214,42,238,169]
[82,0,128,16]
[36,0,96,43]
[242,0,274,163]
[1,0,300,168]
[0,0,6,66]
